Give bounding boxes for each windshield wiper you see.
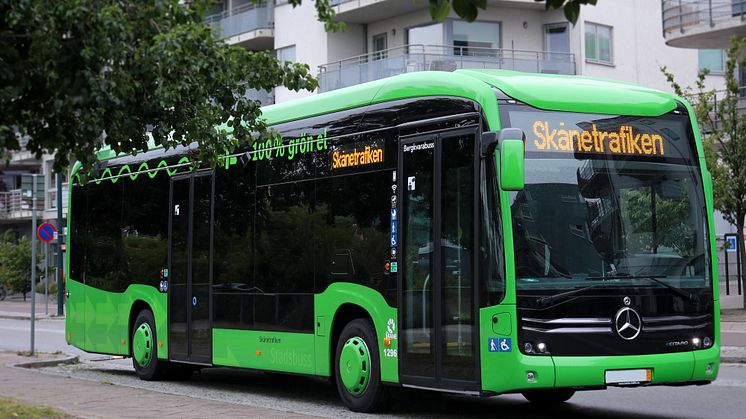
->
[622,274,700,305]
[536,273,702,307]
[536,280,617,306]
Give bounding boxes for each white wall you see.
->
[576,0,726,93]
[273,1,330,102]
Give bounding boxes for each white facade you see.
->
[222,0,724,102]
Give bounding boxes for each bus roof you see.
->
[261,69,679,126]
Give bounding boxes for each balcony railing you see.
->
[318,44,576,93]
[0,189,44,220]
[205,2,272,40]
[662,0,746,37]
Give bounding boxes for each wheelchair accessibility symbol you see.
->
[488,337,512,352]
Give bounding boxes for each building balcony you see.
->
[662,0,746,48]
[0,189,44,222]
[318,44,576,93]
[9,137,41,166]
[330,0,540,23]
[206,2,274,50]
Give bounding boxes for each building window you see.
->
[585,22,612,64]
[453,21,500,55]
[276,45,296,63]
[698,49,725,73]
[372,33,387,60]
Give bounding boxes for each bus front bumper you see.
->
[550,345,720,389]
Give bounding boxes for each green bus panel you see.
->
[213,329,316,374]
[66,283,168,359]
[65,278,86,348]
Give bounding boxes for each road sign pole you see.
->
[56,172,64,316]
[30,174,37,355]
[44,242,48,316]
[725,240,731,296]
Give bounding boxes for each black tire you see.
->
[334,319,389,413]
[131,309,167,381]
[522,389,575,404]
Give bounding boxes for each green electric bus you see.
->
[65,69,720,412]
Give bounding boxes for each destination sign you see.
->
[531,121,665,156]
[507,110,690,161]
[332,145,384,169]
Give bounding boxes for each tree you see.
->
[0,231,34,301]
[1,0,318,173]
[661,36,746,308]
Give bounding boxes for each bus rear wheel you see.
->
[334,319,389,412]
[522,389,575,404]
[132,309,167,381]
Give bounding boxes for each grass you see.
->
[0,397,69,418]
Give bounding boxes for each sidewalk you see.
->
[0,351,310,418]
[0,293,62,320]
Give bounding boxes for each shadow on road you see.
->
[90,364,679,419]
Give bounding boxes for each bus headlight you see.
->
[703,337,712,347]
[536,342,547,353]
[524,342,533,353]
[691,337,701,349]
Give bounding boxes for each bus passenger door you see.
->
[168,171,213,365]
[399,129,479,391]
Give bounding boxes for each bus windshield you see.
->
[505,107,710,291]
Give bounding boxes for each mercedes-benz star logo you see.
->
[614,307,642,340]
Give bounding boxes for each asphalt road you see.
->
[3,317,746,418]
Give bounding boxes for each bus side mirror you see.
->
[498,128,525,191]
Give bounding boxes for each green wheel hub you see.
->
[133,323,153,368]
[339,336,371,397]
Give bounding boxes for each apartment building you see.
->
[208,0,727,103]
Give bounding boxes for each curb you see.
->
[11,355,79,369]
[721,356,746,364]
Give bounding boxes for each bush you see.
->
[35,280,57,295]
[0,231,40,301]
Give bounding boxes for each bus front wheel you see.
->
[132,309,167,381]
[522,389,575,404]
[334,319,389,412]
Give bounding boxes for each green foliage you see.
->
[0,0,318,173]
[36,280,57,295]
[0,231,33,297]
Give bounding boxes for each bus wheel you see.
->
[132,309,166,381]
[522,389,575,404]
[334,319,389,412]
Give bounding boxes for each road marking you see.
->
[0,326,64,334]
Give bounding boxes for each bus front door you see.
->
[399,129,479,392]
[168,172,213,365]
